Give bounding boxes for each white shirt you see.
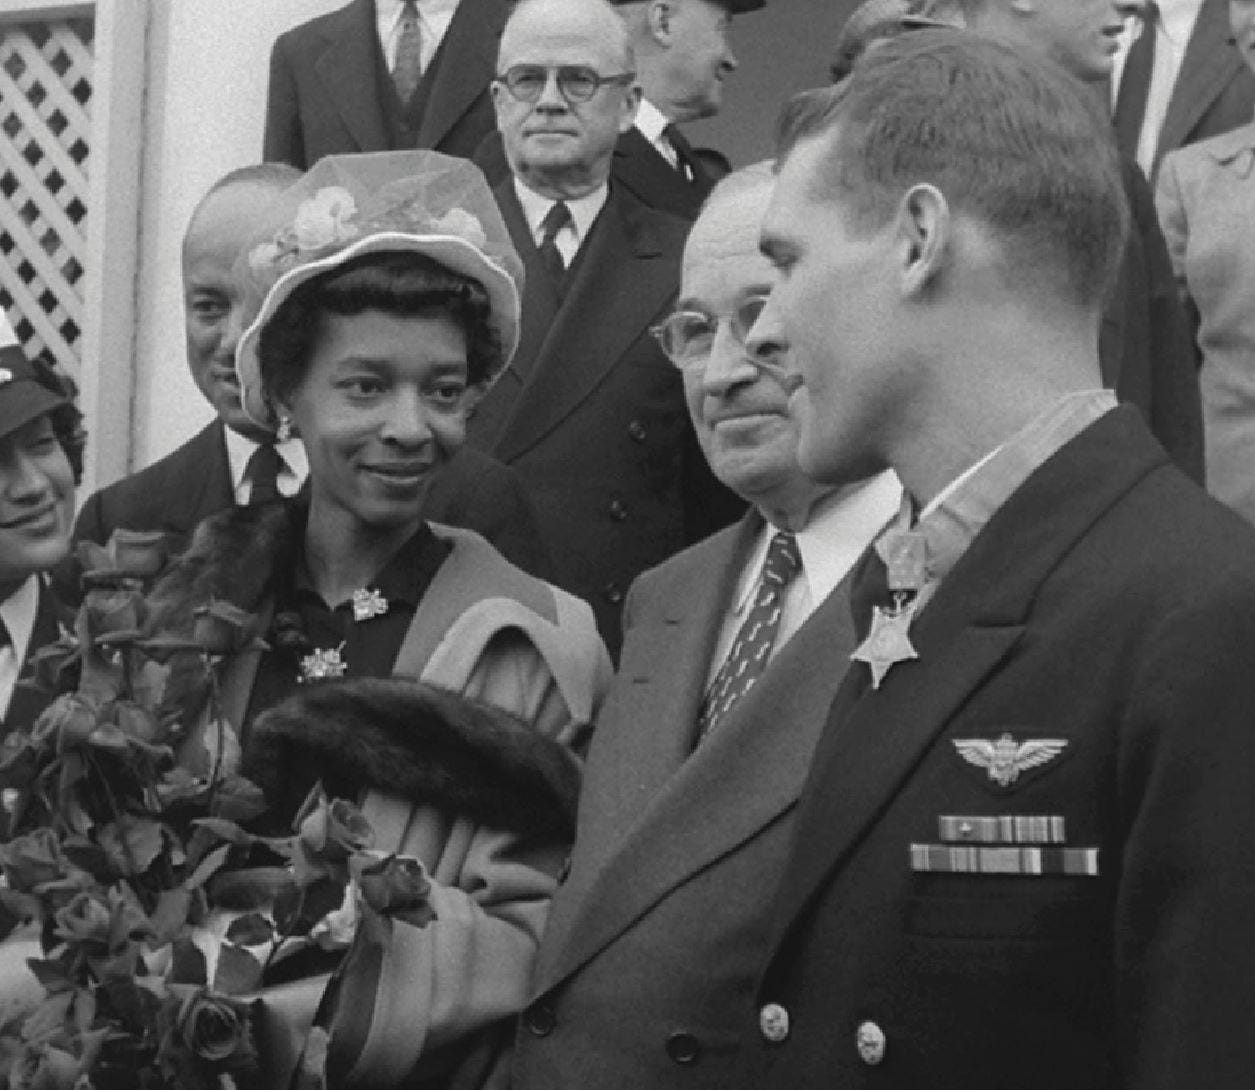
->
[707,470,903,683]
[0,576,40,719]
[222,426,308,506]
[1111,0,1204,176]
[376,0,460,72]
[635,98,679,169]
[513,178,609,266]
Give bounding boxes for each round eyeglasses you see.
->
[651,295,789,378]
[495,65,636,104]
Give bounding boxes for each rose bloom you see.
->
[177,991,254,1066]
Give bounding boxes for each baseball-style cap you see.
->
[0,316,68,441]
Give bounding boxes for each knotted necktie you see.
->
[695,531,802,745]
[393,0,424,105]
[1113,2,1157,159]
[537,201,572,289]
[662,123,701,183]
[245,443,284,505]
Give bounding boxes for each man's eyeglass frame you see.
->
[494,65,637,105]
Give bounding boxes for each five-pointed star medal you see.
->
[851,604,919,689]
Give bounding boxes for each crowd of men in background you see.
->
[6,0,1255,1085]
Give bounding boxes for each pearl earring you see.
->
[275,415,293,443]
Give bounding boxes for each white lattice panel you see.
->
[0,15,93,374]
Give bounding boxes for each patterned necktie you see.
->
[245,443,284,505]
[393,0,424,105]
[538,201,572,288]
[695,531,802,745]
[1113,2,1157,158]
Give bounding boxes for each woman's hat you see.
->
[0,315,68,441]
[235,150,524,428]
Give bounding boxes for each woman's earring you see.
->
[275,415,293,443]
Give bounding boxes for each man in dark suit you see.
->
[742,34,1255,1089]
[511,163,901,1090]
[958,0,1203,483]
[72,164,550,593]
[475,0,765,219]
[468,0,742,653]
[1114,0,1255,181]
[263,0,511,170]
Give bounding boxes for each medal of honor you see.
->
[852,595,919,689]
[351,587,389,622]
[299,644,347,682]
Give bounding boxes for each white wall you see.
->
[130,0,341,468]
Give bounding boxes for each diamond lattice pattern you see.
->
[0,17,94,375]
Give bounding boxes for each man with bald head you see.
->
[509,164,898,1089]
[467,0,740,655]
[71,164,550,584]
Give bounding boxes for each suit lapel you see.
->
[1158,0,1242,164]
[415,0,509,148]
[767,408,1169,953]
[491,187,677,462]
[169,422,234,536]
[613,127,705,218]
[313,0,390,154]
[539,516,866,987]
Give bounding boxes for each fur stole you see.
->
[243,678,582,842]
[145,500,296,634]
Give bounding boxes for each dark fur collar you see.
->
[243,678,581,841]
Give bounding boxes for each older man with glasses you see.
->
[467,0,742,656]
[510,161,900,1090]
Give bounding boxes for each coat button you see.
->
[608,499,628,521]
[524,1002,556,1037]
[665,1031,701,1064]
[603,583,623,605]
[627,419,647,442]
[856,1021,886,1066]
[759,1003,790,1044]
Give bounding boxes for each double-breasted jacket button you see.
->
[759,1003,790,1044]
[523,1002,556,1037]
[856,1020,887,1066]
[665,1031,701,1064]
[603,583,624,605]
[608,499,628,522]
[627,419,647,442]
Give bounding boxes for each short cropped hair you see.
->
[258,250,503,407]
[778,31,1128,309]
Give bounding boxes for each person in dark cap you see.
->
[0,318,84,733]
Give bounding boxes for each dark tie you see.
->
[1113,2,1157,158]
[393,0,424,105]
[245,443,284,505]
[695,531,803,745]
[662,123,700,183]
[0,615,10,650]
[537,201,572,289]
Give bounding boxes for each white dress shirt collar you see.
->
[223,426,309,505]
[0,575,40,718]
[513,178,609,263]
[634,97,678,167]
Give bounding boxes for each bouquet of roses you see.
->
[0,532,433,1090]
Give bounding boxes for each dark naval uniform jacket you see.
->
[745,407,1255,1090]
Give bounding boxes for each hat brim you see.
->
[236,231,521,429]
[0,381,66,441]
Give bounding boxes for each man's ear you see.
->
[647,0,675,44]
[895,183,950,297]
[620,84,642,133]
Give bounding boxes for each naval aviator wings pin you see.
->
[953,732,1068,787]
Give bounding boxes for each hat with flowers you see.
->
[235,150,523,428]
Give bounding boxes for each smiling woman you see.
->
[142,150,611,1088]
[0,330,84,734]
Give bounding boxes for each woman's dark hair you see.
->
[31,355,86,484]
[258,250,503,408]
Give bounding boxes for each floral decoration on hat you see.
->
[235,151,524,429]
